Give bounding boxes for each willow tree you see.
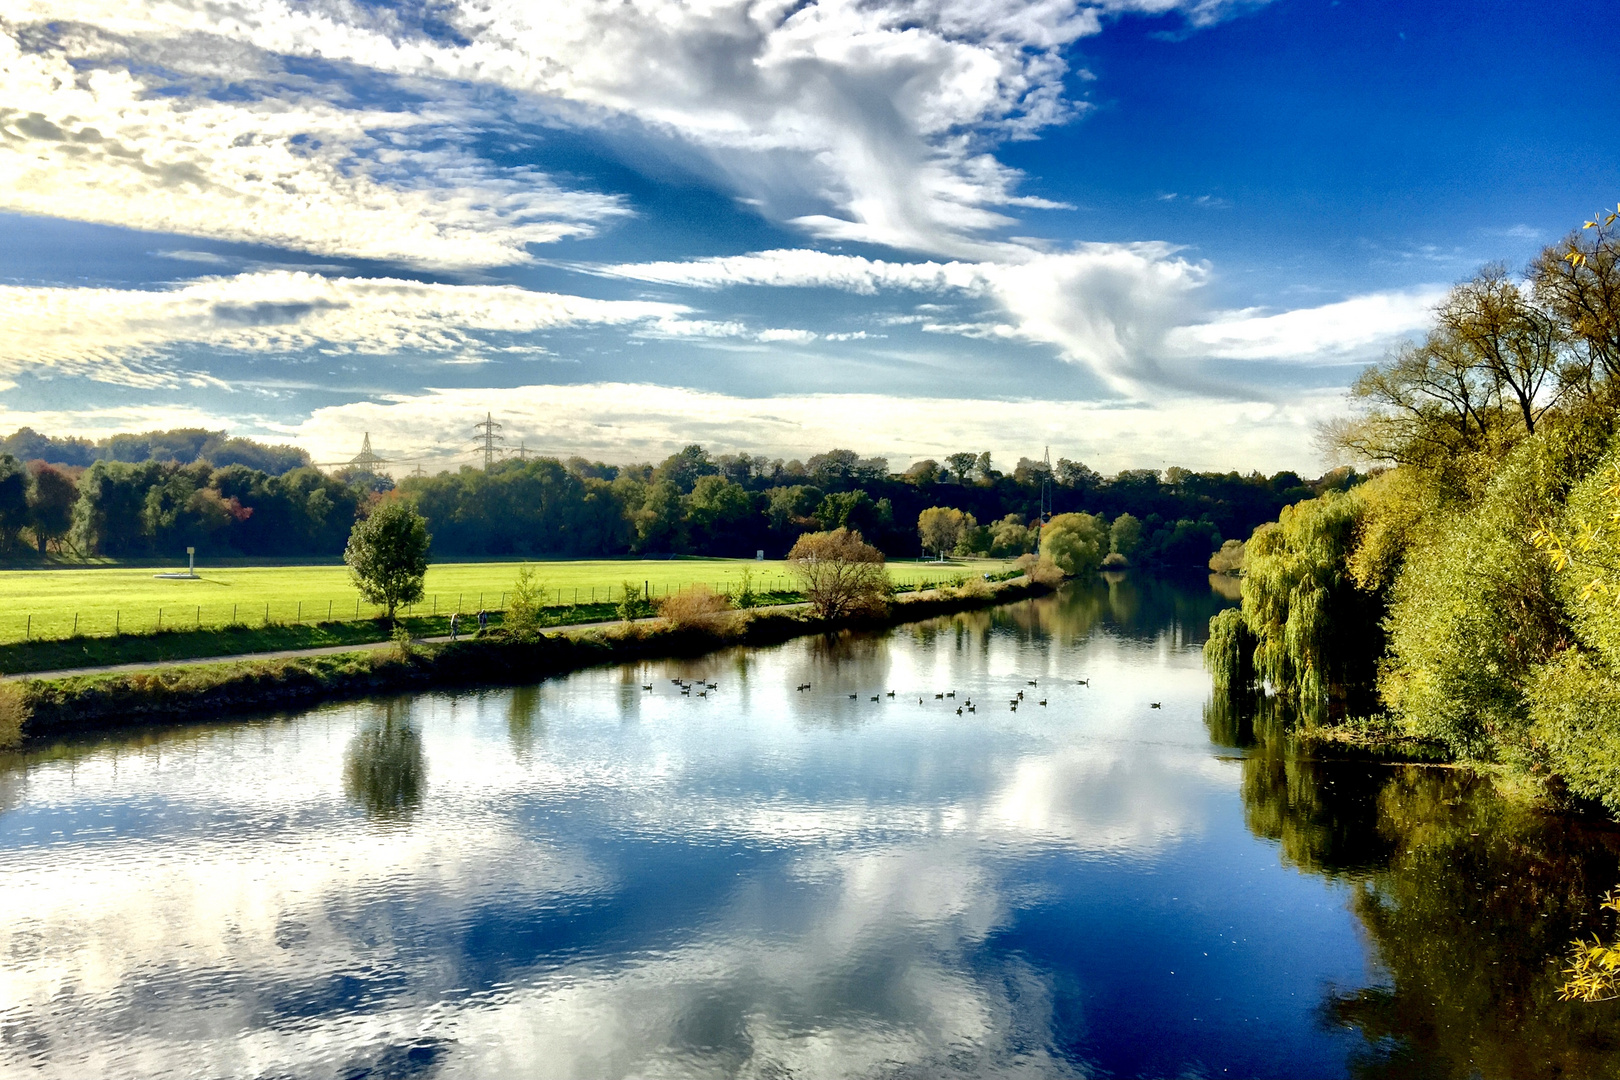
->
[1226,491,1383,708]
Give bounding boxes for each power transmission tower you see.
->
[473,412,504,472]
[411,464,426,478]
[1040,445,1053,523]
[510,441,533,461]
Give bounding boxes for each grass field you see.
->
[0,556,1007,645]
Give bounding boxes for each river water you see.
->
[3,578,1620,1078]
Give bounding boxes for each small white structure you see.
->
[154,546,200,580]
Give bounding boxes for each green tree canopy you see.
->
[1040,512,1108,577]
[344,499,431,619]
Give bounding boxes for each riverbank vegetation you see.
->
[1207,203,1620,814]
[1,570,1055,745]
[1205,686,1620,1068]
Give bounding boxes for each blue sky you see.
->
[0,0,1613,473]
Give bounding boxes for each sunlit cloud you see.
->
[0,23,627,269]
[593,248,1436,389]
[1165,287,1446,362]
[8,0,1266,258]
[283,382,1342,473]
[0,272,687,386]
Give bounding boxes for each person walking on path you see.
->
[450,612,460,640]
[477,609,489,632]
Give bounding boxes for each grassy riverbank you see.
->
[3,573,1053,745]
[0,557,998,645]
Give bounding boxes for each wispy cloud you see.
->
[9,0,1267,259]
[0,23,627,269]
[1165,288,1445,362]
[592,247,1430,390]
[0,273,687,385]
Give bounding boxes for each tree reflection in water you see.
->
[342,701,426,821]
[1209,688,1620,1077]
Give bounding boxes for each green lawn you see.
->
[0,556,1006,645]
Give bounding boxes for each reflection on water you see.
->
[0,577,1615,1078]
[342,702,426,820]
[1208,686,1620,1077]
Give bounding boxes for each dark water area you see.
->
[3,576,1620,1078]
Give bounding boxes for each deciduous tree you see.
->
[345,500,431,619]
[787,528,890,621]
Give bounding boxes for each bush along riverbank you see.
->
[4,573,1054,746]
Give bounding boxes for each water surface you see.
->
[3,578,1619,1078]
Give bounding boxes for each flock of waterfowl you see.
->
[641,675,1163,712]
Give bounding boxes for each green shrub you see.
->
[505,564,549,636]
[0,680,27,748]
[1529,650,1620,813]
[1383,430,1594,757]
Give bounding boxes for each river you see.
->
[2,577,1619,1078]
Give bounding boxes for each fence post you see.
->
[264,602,269,625]
[297,601,302,623]
[234,603,237,624]
[157,607,162,631]
[115,610,119,635]
[72,612,78,635]
[328,600,333,621]
[196,605,200,627]
[25,613,29,641]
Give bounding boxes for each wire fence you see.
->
[0,572,965,646]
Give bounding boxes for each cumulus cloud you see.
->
[9,0,1266,259]
[282,381,1342,474]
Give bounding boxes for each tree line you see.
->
[1,431,1345,565]
[1207,201,1620,816]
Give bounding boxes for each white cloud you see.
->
[280,381,1341,473]
[597,246,1437,388]
[1166,287,1445,362]
[0,272,687,386]
[9,0,1265,259]
[595,244,1210,390]
[0,23,627,268]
